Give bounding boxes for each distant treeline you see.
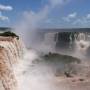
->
[38,28,90,32]
[0,27,12,31]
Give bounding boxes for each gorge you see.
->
[0,29,90,90]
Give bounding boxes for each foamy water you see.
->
[15,32,90,90]
[14,49,90,90]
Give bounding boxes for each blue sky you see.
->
[0,0,90,28]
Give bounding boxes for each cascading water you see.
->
[0,34,25,90]
[1,31,90,90]
[14,31,90,90]
[74,32,90,58]
[43,32,90,57]
[43,33,56,52]
[15,31,90,90]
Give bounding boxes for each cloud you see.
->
[0,4,13,21]
[15,0,67,31]
[44,19,52,24]
[0,4,13,11]
[49,0,63,7]
[72,13,90,26]
[72,19,82,25]
[49,0,69,8]
[0,11,9,21]
[0,15,9,21]
[62,12,90,27]
[15,0,68,30]
[18,5,49,29]
[14,5,49,47]
[86,14,90,19]
[68,12,77,18]
[63,12,77,22]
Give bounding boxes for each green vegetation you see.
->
[0,31,19,39]
[0,27,11,31]
[32,52,81,76]
[43,52,81,64]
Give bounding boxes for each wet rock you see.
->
[79,78,84,81]
[64,72,73,78]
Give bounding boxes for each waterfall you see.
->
[42,32,90,57]
[0,31,90,90]
[0,35,25,90]
[39,32,57,53]
[74,32,90,58]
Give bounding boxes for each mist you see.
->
[14,0,69,52]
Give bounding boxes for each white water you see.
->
[14,50,55,90]
[14,32,90,90]
[74,33,90,59]
[1,32,90,90]
[0,36,24,90]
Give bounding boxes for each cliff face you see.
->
[0,32,24,90]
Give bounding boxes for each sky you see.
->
[0,0,90,28]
